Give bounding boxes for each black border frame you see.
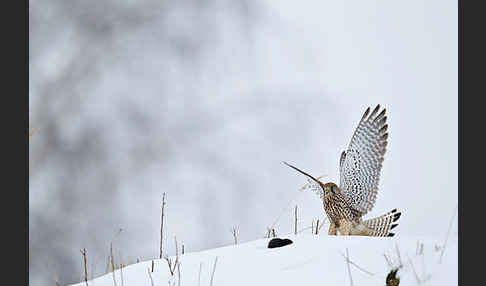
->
[4,0,28,285]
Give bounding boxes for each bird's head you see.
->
[321,182,338,197]
[283,161,337,198]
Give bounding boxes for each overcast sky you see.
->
[29,0,457,285]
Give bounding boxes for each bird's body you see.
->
[323,184,354,226]
[321,182,356,234]
[285,105,401,237]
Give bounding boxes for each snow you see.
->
[70,234,457,286]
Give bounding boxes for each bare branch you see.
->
[110,243,116,273]
[198,263,202,286]
[318,217,328,232]
[177,259,181,286]
[119,264,125,286]
[109,228,123,286]
[383,253,393,268]
[440,205,457,263]
[294,205,298,235]
[395,244,403,268]
[345,248,353,286]
[408,256,422,285]
[164,256,178,276]
[160,193,166,259]
[111,258,117,286]
[147,268,155,286]
[209,256,218,286]
[231,227,239,245]
[339,251,374,276]
[265,227,276,238]
[80,248,88,286]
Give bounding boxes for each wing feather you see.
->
[339,151,346,170]
[339,105,389,216]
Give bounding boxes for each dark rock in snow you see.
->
[267,238,293,249]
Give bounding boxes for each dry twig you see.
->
[119,264,125,286]
[209,256,218,286]
[344,248,354,286]
[80,248,88,286]
[408,256,422,285]
[395,244,403,268]
[111,259,117,286]
[109,227,123,286]
[164,256,178,276]
[265,227,276,238]
[177,259,181,286]
[439,205,457,263]
[160,193,166,259]
[294,205,298,234]
[231,227,239,245]
[147,268,155,286]
[198,263,202,286]
[318,217,327,232]
[339,251,374,276]
[383,253,393,268]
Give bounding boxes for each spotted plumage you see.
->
[284,105,401,236]
[322,183,354,226]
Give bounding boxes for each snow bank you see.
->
[70,234,457,286]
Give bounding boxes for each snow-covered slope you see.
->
[70,234,457,286]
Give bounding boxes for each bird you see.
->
[284,105,401,236]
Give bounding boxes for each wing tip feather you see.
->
[369,104,381,119]
[361,107,371,121]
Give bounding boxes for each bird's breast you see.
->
[323,195,353,225]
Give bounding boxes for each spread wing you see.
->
[339,105,389,217]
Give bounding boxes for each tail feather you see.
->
[362,209,402,237]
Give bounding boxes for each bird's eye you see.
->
[330,185,334,192]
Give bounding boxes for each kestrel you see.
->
[285,105,401,236]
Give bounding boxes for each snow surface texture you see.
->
[70,234,457,286]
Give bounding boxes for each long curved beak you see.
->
[283,161,322,185]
